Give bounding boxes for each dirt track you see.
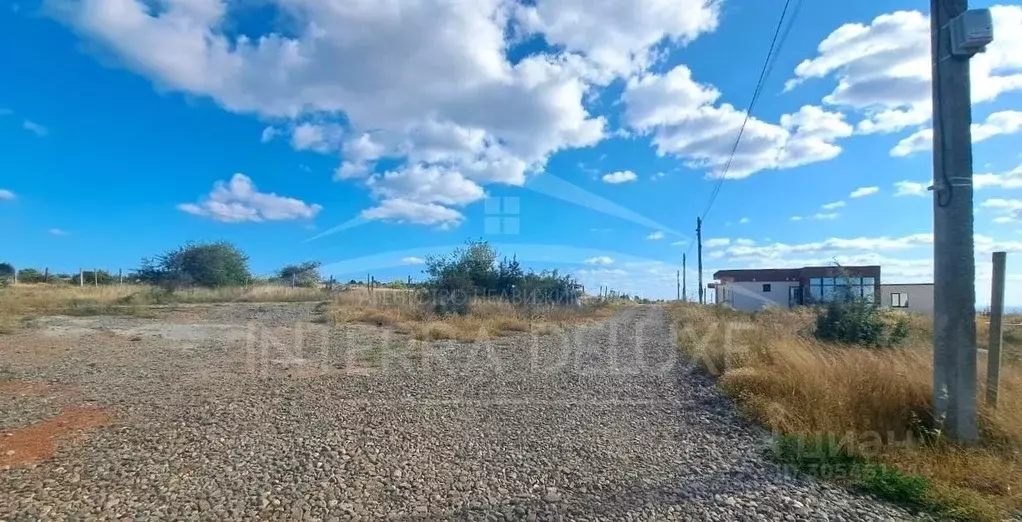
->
[0,304,921,520]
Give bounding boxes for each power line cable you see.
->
[684,0,800,257]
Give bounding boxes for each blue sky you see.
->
[2,0,1022,302]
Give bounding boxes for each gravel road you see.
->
[0,304,923,521]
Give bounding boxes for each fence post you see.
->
[987,251,1007,408]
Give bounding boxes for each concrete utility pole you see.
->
[79,268,84,288]
[987,251,1006,407]
[696,218,704,305]
[931,0,978,442]
[683,254,687,302]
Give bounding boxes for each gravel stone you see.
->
[0,303,929,520]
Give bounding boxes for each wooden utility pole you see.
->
[44,267,49,284]
[987,252,1006,407]
[931,0,978,442]
[676,270,680,301]
[696,218,704,305]
[682,254,687,302]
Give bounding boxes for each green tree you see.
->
[814,298,908,348]
[16,268,46,284]
[0,263,14,281]
[278,261,322,288]
[71,270,115,286]
[137,242,251,289]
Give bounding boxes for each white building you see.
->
[712,266,881,312]
[880,283,934,315]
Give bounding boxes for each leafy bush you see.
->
[424,240,582,316]
[278,261,321,288]
[0,263,14,282]
[814,298,909,348]
[71,270,115,285]
[136,242,251,290]
[17,268,47,284]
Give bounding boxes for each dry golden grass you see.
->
[320,287,619,341]
[669,303,1022,521]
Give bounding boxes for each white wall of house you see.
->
[881,284,934,314]
[719,280,800,311]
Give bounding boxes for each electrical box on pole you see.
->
[950,9,993,57]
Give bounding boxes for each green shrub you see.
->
[423,240,582,316]
[277,261,321,288]
[814,298,908,348]
[0,263,14,283]
[16,268,47,283]
[136,241,250,290]
[71,270,115,285]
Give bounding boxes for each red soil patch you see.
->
[0,407,110,469]
[0,381,61,397]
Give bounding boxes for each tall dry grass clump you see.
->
[670,302,1022,521]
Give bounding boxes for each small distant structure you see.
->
[712,265,935,314]
[711,265,880,312]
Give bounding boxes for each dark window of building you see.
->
[762,284,771,292]
[809,275,875,303]
[891,293,909,308]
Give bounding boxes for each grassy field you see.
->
[669,303,1022,521]
[0,284,621,341]
[319,287,620,341]
[0,283,330,333]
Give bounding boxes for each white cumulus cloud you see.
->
[583,256,614,265]
[894,180,929,197]
[22,120,47,136]
[891,111,1022,157]
[850,186,879,198]
[360,199,464,228]
[178,173,322,223]
[622,66,853,178]
[601,170,638,184]
[515,0,720,80]
[821,200,845,210]
[58,0,640,226]
[786,5,1022,134]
